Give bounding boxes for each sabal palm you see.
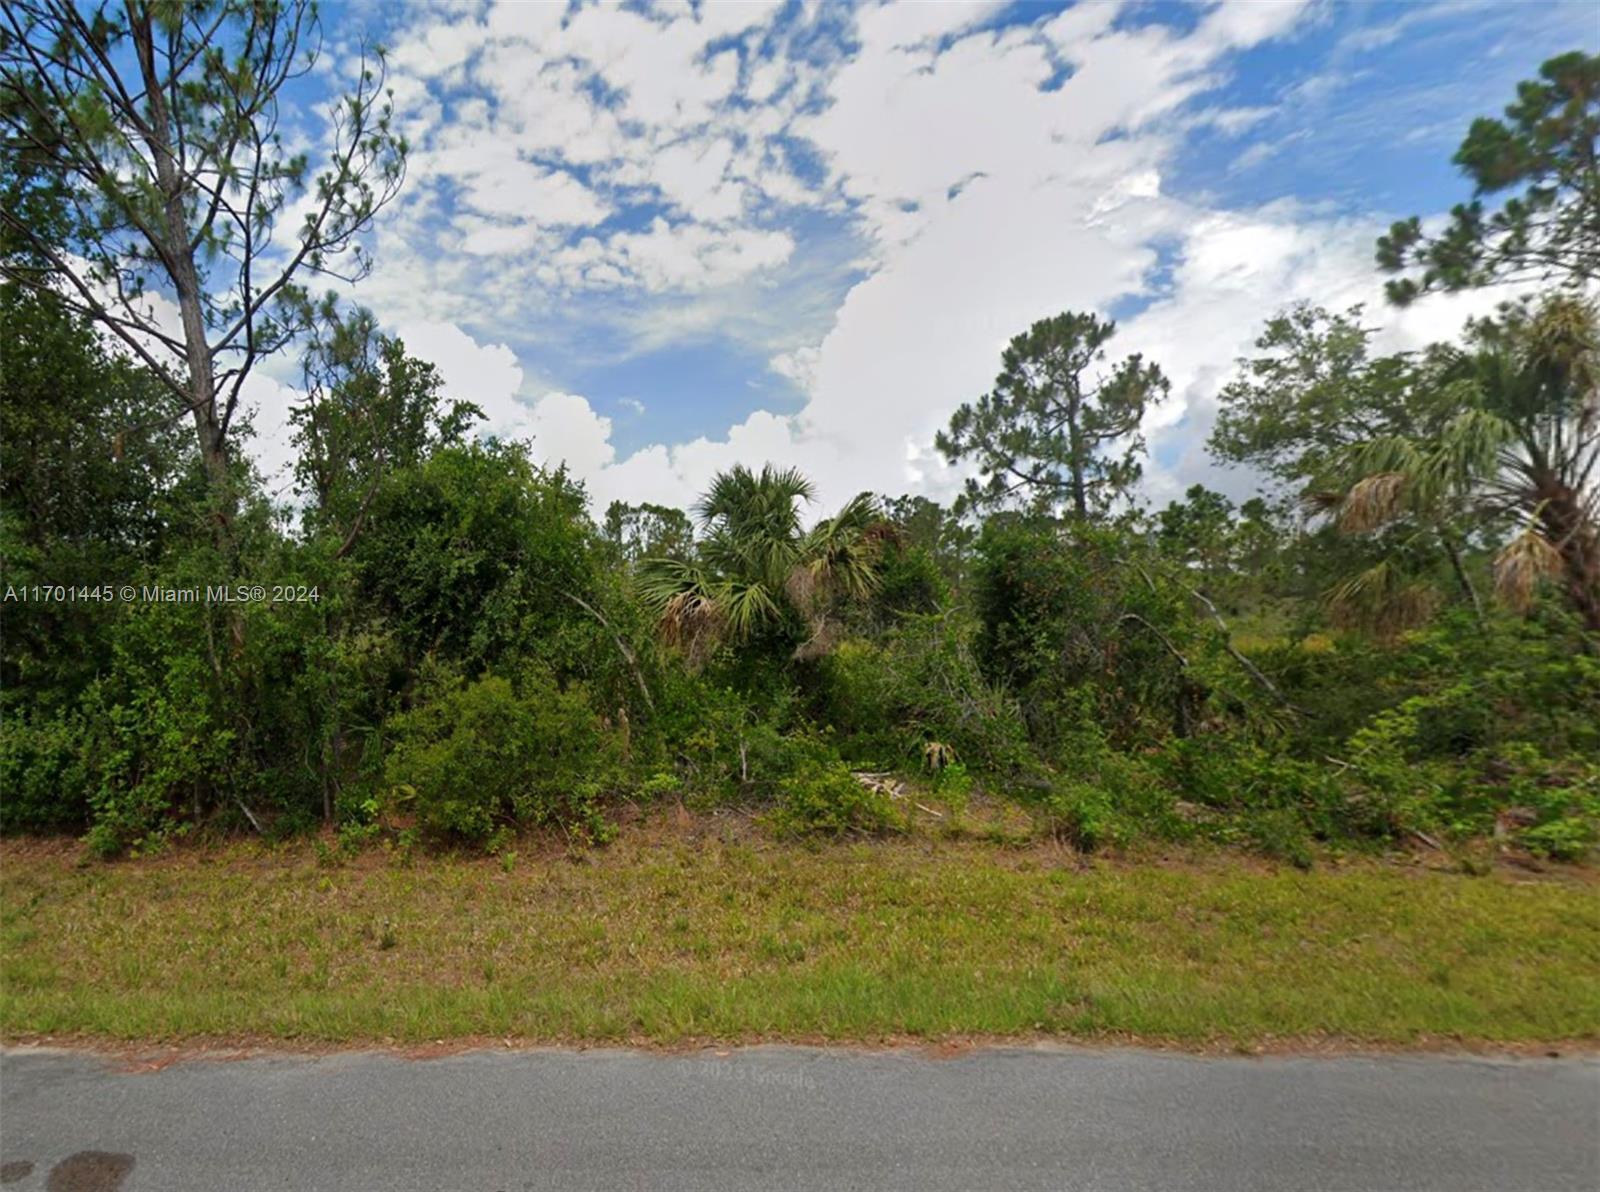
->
[1330,296,1600,632]
[637,465,884,660]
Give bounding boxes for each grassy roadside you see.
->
[3,827,1597,1049]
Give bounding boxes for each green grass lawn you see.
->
[3,829,1597,1048]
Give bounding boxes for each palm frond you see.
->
[800,492,885,604]
[1337,472,1410,533]
[1526,294,1600,392]
[634,556,708,613]
[721,580,782,640]
[1433,407,1513,491]
[636,557,727,666]
[696,464,813,533]
[1324,560,1440,637]
[1493,526,1562,612]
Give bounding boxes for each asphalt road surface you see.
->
[1,1044,1595,1191]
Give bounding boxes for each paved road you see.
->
[1,1044,1595,1191]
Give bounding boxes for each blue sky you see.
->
[246,0,1597,512]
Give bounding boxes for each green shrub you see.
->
[866,542,948,627]
[0,709,90,833]
[1032,780,1122,851]
[385,666,618,846]
[771,759,903,838]
[1496,750,1600,862]
[974,521,1203,748]
[817,614,1031,774]
[1158,738,1354,831]
[932,760,973,817]
[1243,808,1316,869]
[663,677,837,804]
[77,592,244,855]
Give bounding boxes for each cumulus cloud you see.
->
[275,0,1561,525]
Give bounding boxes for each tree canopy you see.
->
[1377,50,1600,305]
[0,0,406,505]
[937,311,1168,519]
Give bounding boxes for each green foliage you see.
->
[603,501,695,564]
[1,0,408,510]
[770,759,903,838]
[1325,297,1600,633]
[665,680,832,804]
[3,37,1596,877]
[866,542,947,626]
[385,667,618,847]
[817,615,1031,774]
[1031,782,1112,850]
[351,441,609,674]
[879,495,975,591]
[292,307,482,544]
[1155,485,1235,586]
[0,286,196,709]
[1209,304,1455,494]
[937,311,1168,519]
[0,709,91,833]
[931,762,973,818]
[636,465,885,665]
[973,519,1209,747]
[1378,51,1600,304]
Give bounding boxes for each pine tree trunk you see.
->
[131,10,233,534]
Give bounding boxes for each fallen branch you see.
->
[233,795,264,835]
[558,589,657,715]
[1182,584,1296,709]
[1119,612,1189,668]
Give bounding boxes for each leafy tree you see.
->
[881,493,975,590]
[1210,305,1447,493]
[936,311,1168,519]
[1155,485,1236,590]
[1212,304,1488,619]
[973,520,1208,744]
[1331,296,1600,633]
[637,465,884,663]
[603,500,695,565]
[0,0,406,513]
[286,307,479,818]
[0,281,195,707]
[351,442,607,675]
[1377,51,1600,305]
[1227,497,1292,610]
[291,307,480,557]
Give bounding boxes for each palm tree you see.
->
[1329,296,1600,633]
[636,465,886,662]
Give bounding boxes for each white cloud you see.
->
[525,390,618,478]
[551,217,795,292]
[293,0,1549,527]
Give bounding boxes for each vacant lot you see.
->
[3,829,1597,1048]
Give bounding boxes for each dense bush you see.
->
[815,612,1031,774]
[973,520,1209,749]
[5,198,1598,867]
[5,41,1598,870]
[385,666,620,845]
[351,442,610,677]
[0,708,91,833]
[769,756,903,838]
